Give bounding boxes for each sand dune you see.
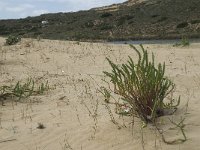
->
[0,37,200,150]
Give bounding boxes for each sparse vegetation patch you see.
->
[173,37,190,47]
[0,78,49,105]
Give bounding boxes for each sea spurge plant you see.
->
[103,45,180,123]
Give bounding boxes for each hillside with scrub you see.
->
[0,0,200,41]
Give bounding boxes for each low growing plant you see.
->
[173,37,190,47]
[0,78,49,105]
[103,45,180,123]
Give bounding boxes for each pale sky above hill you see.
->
[0,0,126,19]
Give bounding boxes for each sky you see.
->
[0,0,126,19]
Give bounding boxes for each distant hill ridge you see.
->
[92,0,145,11]
[0,0,200,41]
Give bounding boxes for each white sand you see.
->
[0,37,200,150]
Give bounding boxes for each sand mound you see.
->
[0,37,200,150]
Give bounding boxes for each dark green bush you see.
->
[177,22,188,28]
[151,14,159,18]
[103,45,180,123]
[6,35,21,45]
[117,15,134,26]
[101,12,113,18]
[100,24,113,30]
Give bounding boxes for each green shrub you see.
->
[100,24,113,30]
[180,38,190,46]
[103,45,180,123]
[101,12,113,18]
[6,35,21,45]
[176,22,188,28]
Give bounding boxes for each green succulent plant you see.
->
[103,45,180,122]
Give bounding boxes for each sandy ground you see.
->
[0,37,200,150]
